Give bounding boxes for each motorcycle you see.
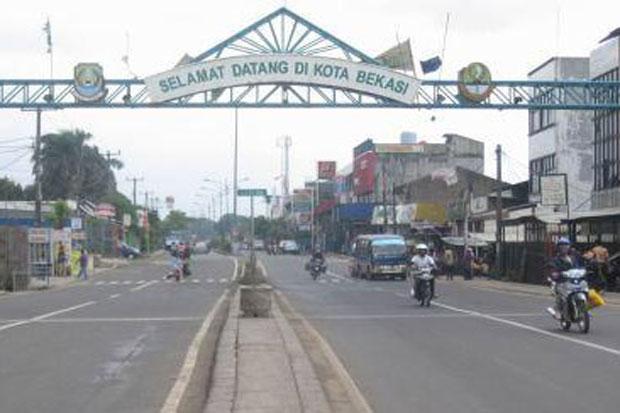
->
[411,267,434,307]
[308,260,326,280]
[547,268,591,334]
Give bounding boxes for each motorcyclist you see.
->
[410,244,438,299]
[548,237,577,318]
[308,248,326,273]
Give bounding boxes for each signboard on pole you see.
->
[540,174,568,206]
[237,188,267,197]
[317,161,336,180]
[144,55,419,105]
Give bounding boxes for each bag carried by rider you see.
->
[588,289,605,308]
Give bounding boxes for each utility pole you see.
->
[142,190,151,255]
[495,144,503,277]
[381,159,388,233]
[126,177,143,206]
[233,107,239,220]
[34,108,43,227]
[105,150,121,164]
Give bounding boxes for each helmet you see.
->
[416,243,429,251]
[556,237,570,246]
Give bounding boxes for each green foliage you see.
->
[38,129,120,202]
[0,177,24,200]
[161,210,190,234]
[49,200,70,229]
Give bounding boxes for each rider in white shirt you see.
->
[410,244,438,298]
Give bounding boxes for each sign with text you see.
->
[144,55,419,104]
[540,174,568,206]
[237,188,268,197]
[317,161,336,180]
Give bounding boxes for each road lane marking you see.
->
[109,281,118,285]
[95,281,105,285]
[192,279,200,284]
[109,293,121,299]
[123,280,132,285]
[136,280,145,285]
[308,312,547,320]
[38,316,203,323]
[207,278,215,283]
[433,301,620,357]
[130,280,158,292]
[219,278,228,283]
[0,301,97,333]
[160,290,229,413]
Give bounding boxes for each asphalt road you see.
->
[0,252,234,413]
[262,253,620,413]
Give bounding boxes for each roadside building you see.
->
[527,56,593,215]
[571,28,620,249]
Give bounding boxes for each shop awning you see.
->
[441,236,489,247]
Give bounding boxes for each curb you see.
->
[276,291,374,413]
[272,293,331,413]
[203,290,239,413]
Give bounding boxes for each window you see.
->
[593,68,620,191]
[528,90,556,135]
[529,154,557,193]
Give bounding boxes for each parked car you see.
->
[165,236,180,251]
[253,239,266,250]
[279,240,301,254]
[120,242,141,259]
[193,241,210,254]
[350,234,408,280]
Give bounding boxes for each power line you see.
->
[0,150,31,172]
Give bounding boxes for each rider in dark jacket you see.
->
[548,237,577,318]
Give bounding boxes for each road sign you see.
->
[237,188,267,197]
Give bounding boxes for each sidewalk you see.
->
[205,290,329,413]
[445,277,620,306]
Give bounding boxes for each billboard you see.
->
[317,161,337,180]
[292,189,312,213]
[353,151,377,195]
[540,174,567,206]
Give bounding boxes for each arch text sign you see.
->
[144,55,419,104]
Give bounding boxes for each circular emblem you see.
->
[72,63,107,102]
[458,62,493,103]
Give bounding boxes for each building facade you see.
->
[590,34,620,209]
[527,57,593,214]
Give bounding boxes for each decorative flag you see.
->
[43,18,52,54]
[376,39,414,71]
[420,56,442,74]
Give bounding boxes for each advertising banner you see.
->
[353,151,377,195]
[317,161,337,180]
[540,174,568,206]
[144,55,419,104]
[292,189,312,213]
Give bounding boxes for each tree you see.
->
[161,210,190,235]
[38,129,120,202]
[49,200,70,229]
[0,177,24,200]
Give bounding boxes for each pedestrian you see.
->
[444,248,455,280]
[79,248,89,280]
[464,247,475,280]
[56,241,67,277]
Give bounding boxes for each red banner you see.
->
[353,151,377,195]
[317,161,336,180]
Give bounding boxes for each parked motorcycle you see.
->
[547,268,591,334]
[412,268,434,307]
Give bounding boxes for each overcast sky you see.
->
[0,0,617,217]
